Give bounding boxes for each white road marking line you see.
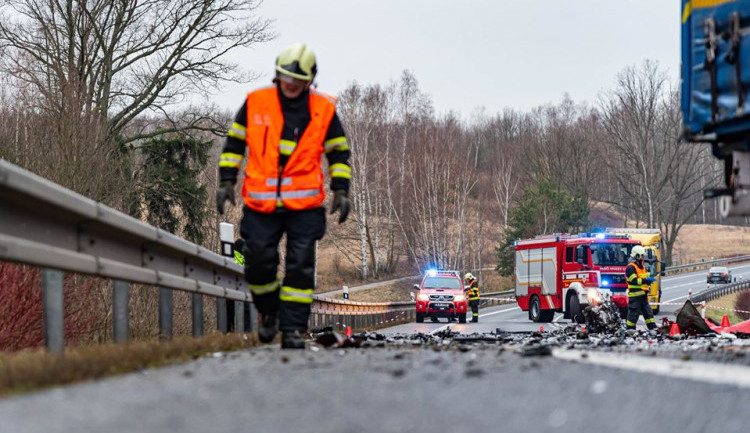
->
[664,294,690,303]
[479,305,521,317]
[552,348,750,389]
[430,305,521,334]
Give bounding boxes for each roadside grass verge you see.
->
[0,332,260,397]
[705,292,744,326]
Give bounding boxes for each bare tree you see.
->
[598,61,716,264]
[598,61,670,228]
[0,0,274,144]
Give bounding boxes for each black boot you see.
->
[258,314,278,343]
[281,330,305,349]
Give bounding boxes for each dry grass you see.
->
[705,292,744,326]
[672,225,750,264]
[0,332,259,397]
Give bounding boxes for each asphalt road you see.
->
[2,265,750,433]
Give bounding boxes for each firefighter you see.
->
[464,273,480,323]
[216,43,351,349]
[625,245,657,330]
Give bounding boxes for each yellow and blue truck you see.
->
[605,228,664,314]
[682,0,750,217]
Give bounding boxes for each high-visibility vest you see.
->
[241,86,337,213]
[467,280,480,301]
[626,261,649,297]
[233,250,245,266]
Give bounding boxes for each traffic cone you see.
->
[539,325,544,332]
[721,315,730,328]
[344,325,352,337]
[669,322,681,336]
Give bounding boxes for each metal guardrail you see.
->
[692,280,750,304]
[664,255,750,276]
[0,159,415,351]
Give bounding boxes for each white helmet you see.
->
[630,245,646,259]
[464,272,475,281]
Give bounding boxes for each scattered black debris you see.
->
[520,344,552,357]
[465,368,485,378]
[677,300,716,335]
[298,302,750,365]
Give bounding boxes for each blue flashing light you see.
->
[426,269,438,277]
[601,279,610,287]
[595,233,606,240]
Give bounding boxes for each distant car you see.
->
[414,270,468,323]
[707,266,732,284]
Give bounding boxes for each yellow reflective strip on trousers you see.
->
[626,320,636,326]
[645,318,656,324]
[280,286,314,304]
[329,163,351,179]
[249,280,279,295]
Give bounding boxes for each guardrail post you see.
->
[159,287,173,340]
[234,300,244,332]
[217,298,228,333]
[248,302,258,333]
[42,268,64,353]
[192,293,204,337]
[112,280,129,343]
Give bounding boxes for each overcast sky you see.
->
[215,0,680,118]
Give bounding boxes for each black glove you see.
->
[330,190,350,224]
[216,180,235,215]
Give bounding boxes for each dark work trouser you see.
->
[240,206,326,332]
[626,294,656,330]
[469,300,479,322]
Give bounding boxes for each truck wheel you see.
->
[416,313,424,323]
[569,295,584,324]
[459,313,467,323]
[529,296,542,322]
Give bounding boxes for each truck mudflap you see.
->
[682,0,750,141]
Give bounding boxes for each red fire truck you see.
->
[515,233,641,323]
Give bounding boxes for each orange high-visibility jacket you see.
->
[241,87,337,213]
[626,261,649,297]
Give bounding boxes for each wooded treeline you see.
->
[0,2,732,283]
[332,63,724,278]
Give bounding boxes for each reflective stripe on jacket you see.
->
[467,280,480,301]
[626,261,649,297]
[241,87,337,213]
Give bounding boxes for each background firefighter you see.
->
[464,273,480,323]
[216,43,351,349]
[625,245,657,330]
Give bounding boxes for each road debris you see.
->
[301,302,750,365]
